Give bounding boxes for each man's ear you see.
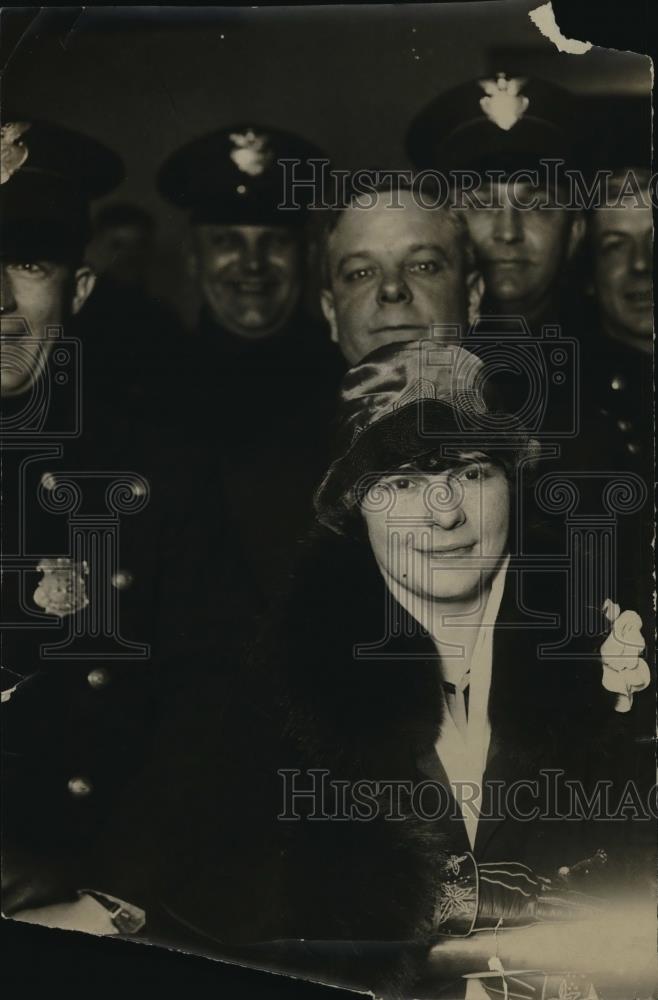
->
[466,269,484,325]
[320,288,339,344]
[567,212,586,259]
[71,266,96,315]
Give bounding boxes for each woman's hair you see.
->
[323,444,521,541]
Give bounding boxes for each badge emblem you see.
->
[229,129,274,176]
[479,73,529,131]
[1,122,31,185]
[33,558,89,617]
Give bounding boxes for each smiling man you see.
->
[157,125,341,592]
[321,180,483,365]
[157,124,324,344]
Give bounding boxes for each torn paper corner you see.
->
[529,2,592,55]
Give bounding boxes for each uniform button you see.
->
[617,419,632,432]
[610,375,626,391]
[40,472,57,491]
[626,442,641,455]
[68,776,93,798]
[87,667,111,689]
[111,569,133,590]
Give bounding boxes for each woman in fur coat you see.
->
[10,341,655,999]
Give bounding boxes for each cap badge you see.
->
[33,558,89,617]
[479,73,529,131]
[1,122,31,185]
[229,129,274,176]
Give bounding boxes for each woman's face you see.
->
[360,453,510,602]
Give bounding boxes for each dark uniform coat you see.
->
[188,306,343,594]
[2,359,255,896]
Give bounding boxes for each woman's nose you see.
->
[425,480,466,529]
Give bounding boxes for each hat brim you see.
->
[314,398,534,529]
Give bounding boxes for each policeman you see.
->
[405,74,585,332]
[158,125,342,591]
[576,95,654,673]
[1,119,252,915]
[579,95,652,477]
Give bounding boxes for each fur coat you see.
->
[93,529,653,997]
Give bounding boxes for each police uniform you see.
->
[158,126,343,594]
[572,95,654,687]
[1,121,254,902]
[405,73,583,332]
[575,94,653,481]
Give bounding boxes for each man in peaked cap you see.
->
[158,123,327,346]
[1,118,253,925]
[1,118,121,397]
[578,94,653,478]
[573,94,654,697]
[406,74,585,332]
[158,125,343,593]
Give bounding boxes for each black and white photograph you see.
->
[1,3,655,998]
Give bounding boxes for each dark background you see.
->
[2,1,655,997]
[2,1,651,325]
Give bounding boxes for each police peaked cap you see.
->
[1,116,124,262]
[157,124,327,227]
[406,74,580,174]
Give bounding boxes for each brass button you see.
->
[68,776,93,798]
[626,442,641,455]
[111,570,133,590]
[617,419,632,432]
[610,375,625,391]
[87,667,111,689]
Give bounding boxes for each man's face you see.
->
[590,195,653,352]
[190,224,302,339]
[361,455,510,602]
[1,260,95,397]
[322,191,480,365]
[465,181,583,313]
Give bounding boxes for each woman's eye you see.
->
[390,477,417,491]
[458,465,487,482]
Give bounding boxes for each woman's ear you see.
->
[71,266,96,315]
